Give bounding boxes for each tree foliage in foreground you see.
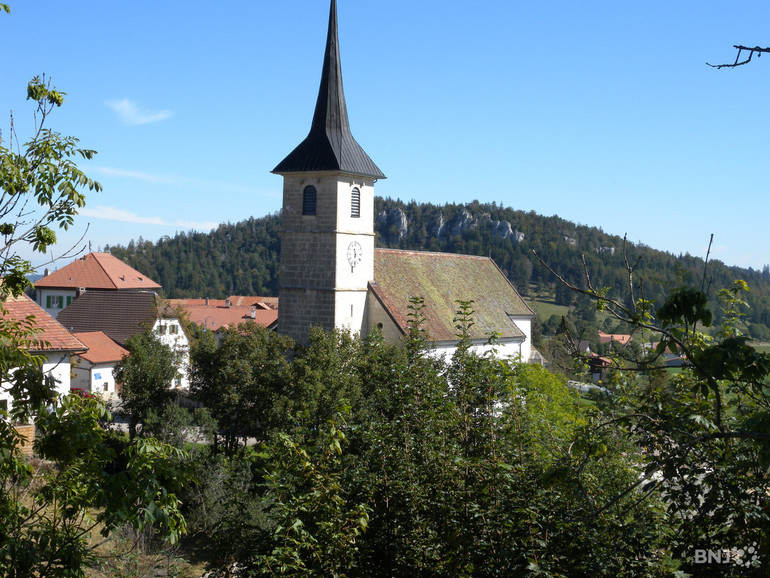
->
[182,313,679,576]
[179,283,770,575]
[114,328,180,440]
[537,247,770,574]
[0,61,193,576]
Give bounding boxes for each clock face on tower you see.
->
[347,241,363,268]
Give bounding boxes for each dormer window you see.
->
[302,186,317,215]
[351,187,360,218]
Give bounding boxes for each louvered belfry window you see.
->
[302,185,317,215]
[351,187,361,218]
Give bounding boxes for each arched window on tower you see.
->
[351,187,360,218]
[302,185,317,215]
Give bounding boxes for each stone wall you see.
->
[14,423,35,457]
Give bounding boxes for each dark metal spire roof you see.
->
[272,0,385,179]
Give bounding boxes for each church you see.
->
[273,0,537,362]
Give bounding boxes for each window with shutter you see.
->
[302,186,317,215]
[351,187,360,218]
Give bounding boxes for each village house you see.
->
[70,331,129,397]
[34,252,161,319]
[0,293,86,414]
[56,290,191,390]
[272,0,537,361]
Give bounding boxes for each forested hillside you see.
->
[105,198,770,337]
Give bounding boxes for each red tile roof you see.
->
[598,331,632,345]
[227,296,279,310]
[2,293,86,352]
[34,252,161,291]
[168,298,278,332]
[371,249,534,342]
[73,331,128,364]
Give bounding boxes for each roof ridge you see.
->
[91,253,118,289]
[374,248,489,259]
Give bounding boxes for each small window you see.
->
[351,187,360,218]
[302,186,317,215]
[157,324,167,335]
[47,295,65,309]
[169,324,178,335]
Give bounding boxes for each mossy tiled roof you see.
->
[371,249,534,342]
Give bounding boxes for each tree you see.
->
[114,328,180,439]
[535,243,770,572]
[189,322,293,454]
[0,394,188,577]
[0,75,101,298]
[708,45,770,68]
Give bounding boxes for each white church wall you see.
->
[508,315,532,362]
[427,339,526,363]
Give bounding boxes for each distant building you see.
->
[598,331,632,346]
[168,296,278,342]
[34,252,160,318]
[272,0,536,360]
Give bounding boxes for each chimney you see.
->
[43,268,50,277]
[225,299,231,308]
[251,306,256,319]
[205,297,209,306]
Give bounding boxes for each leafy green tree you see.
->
[0,75,101,298]
[114,328,180,439]
[0,388,189,577]
[189,322,293,454]
[538,248,770,573]
[0,11,193,574]
[256,408,370,576]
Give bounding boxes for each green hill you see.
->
[105,198,770,339]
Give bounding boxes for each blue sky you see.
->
[3,1,770,270]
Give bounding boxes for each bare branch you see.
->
[707,45,770,68]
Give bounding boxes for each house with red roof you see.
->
[57,291,191,389]
[34,252,161,318]
[598,331,632,346]
[1,293,86,413]
[71,331,129,397]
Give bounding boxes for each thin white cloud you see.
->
[79,206,218,231]
[106,98,173,125]
[90,166,271,197]
[91,166,177,184]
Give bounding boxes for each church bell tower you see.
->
[272,0,385,344]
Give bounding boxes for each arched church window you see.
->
[351,187,360,218]
[302,185,317,215]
